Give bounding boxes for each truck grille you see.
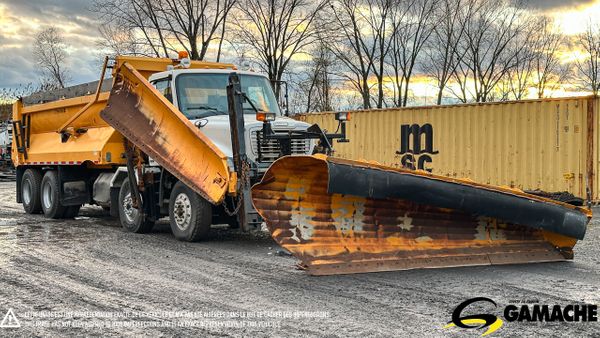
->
[251,130,310,163]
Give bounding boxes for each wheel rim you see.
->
[42,179,53,210]
[22,179,32,205]
[173,193,192,231]
[122,192,139,224]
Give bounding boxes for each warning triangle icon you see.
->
[0,309,20,328]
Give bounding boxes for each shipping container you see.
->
[297,96,600,202]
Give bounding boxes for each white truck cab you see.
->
[148,69,313,175]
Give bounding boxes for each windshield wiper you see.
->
[186,105,219,111]
[184,105,226,119]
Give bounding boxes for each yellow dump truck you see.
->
[12,55,592,275]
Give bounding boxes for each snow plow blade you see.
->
[251,155,591,275]
[100,62,230,205]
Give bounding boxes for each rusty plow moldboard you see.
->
[251,155,591,276]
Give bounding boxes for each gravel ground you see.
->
[0,180,599,337]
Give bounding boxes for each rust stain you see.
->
[100,62,231,204]
[251,155,591,276]
[586,97,595,203]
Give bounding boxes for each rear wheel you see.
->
[41,171,67,219]
[169,181,212,242]
[118,180,154,233]
[21,169,42,214]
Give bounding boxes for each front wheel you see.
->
[169,181,212,242]
[118,180,154,233]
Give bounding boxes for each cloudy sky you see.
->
[0,0,600,92]
[0,0,101,89]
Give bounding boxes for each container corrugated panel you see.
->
[297,96,598,201]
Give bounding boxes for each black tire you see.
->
[21,168,42,214]
[63,205,81,218]
[41,171,67,219]
[169,181,212,242]
[118,180,154,233]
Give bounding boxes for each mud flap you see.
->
[100,62,230,205]
[251,155,592,275]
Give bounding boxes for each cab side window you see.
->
[152,78,173,103]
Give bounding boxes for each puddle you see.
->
[0,216,101,266]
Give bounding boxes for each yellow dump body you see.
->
[12,56,236,169]
[12,92,121,166]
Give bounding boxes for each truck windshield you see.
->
[175,73,281,119]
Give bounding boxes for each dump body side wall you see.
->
[297,96,598,201]
[23,92,111,133]
[12,92,125,167]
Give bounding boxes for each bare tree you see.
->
[160,0,236,60]
[94,0,235,60]
[505,18,539,100]
[302,38,337,112]
[97,24,150,56]
[501,16,568,101]
[388,0,436,107]
[424,0,473,104]
[232,0,327,98]
[364,0,396,108]
[450,0,527,103]
[448,59,471,103]
[33,27,70,89]
[531,17,567,98]
[493,77,511,101]
[327,0,362,109]
[94,0,169,58]
[575,21,600,95]
[327,0,382,109]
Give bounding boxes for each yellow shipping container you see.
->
[297,96,600,202]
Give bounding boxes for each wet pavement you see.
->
[0,181,599,337]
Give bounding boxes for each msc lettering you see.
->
[397,123,438,172]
